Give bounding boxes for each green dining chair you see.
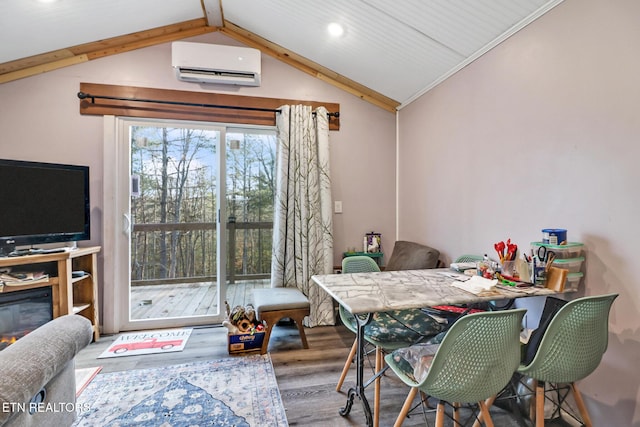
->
[336,255,445,427]
[453,254,484,264]
[517,293,618,427]
[385,308,527,427]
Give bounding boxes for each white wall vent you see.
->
[171,42,261,86]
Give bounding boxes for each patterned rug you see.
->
[75,366,102,397]
[73,355,288,427]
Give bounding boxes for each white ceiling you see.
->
[0,0,564,108]
[0,0,204,62]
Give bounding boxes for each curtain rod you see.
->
[76,92,340,118]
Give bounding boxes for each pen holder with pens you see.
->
[531,259,547,284]
[501,258,532,280]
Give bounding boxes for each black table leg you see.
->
[339,312,373,426]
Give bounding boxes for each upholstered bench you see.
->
[253,288,310,354]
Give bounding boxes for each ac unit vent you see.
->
[171,42,261,86]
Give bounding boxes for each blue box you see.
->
[228,331,265,354]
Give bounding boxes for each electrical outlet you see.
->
[334,201,343,213]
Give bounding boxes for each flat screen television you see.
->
[0,159,90,256]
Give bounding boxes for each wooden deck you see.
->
[130,279,270,320]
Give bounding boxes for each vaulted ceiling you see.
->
[0,0,564,111]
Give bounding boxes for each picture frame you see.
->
[365,232,382,253]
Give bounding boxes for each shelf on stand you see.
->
[0,246,101,341]
[73,303,91,314]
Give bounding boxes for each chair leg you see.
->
[535,381,545,427]
[527,379,537,423]
[393,387,418,427]
[260,314,276,355]
[419,391,429,406]
[478,400,495,427]
[336,338,357,391]
[374,346,382,427]
[452,402,460,425]
[571,382,593,427]
[472,396,496,427]
[435,401,446,427]
[291,312,309,349]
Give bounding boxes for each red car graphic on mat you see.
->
[110,338,183,354]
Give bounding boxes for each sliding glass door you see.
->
[114,118,275,331]
[127,123,222,327]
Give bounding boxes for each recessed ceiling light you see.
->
[327,22,345,38]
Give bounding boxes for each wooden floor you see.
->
[130,279,269,319]
[73,323,566,427]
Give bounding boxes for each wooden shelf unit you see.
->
[0,246,101,341]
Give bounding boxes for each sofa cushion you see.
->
[341,309,445,345]
[385,241,440,271]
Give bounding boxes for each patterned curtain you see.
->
[271,105,335,327]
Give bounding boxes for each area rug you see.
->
[98,328,192,359]
[75,366,102,397]
[72,354,288,427]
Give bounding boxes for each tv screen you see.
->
[0,159,90,254]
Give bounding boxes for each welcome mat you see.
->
[72,355,288,427]
[75,366,102,397]
[98,328,192,359]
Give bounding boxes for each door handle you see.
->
[123,213,131,234]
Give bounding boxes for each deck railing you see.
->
[131,219,273,286]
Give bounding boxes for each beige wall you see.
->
[0,32,397,334]
[3,1,636,421]
[398,0,640,424]
[0,32,397,269]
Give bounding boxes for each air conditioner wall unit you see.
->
[171,42,261,86]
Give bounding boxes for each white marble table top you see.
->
[312,268,554,314]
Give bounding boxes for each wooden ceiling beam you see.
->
[73,19,215,60]
[0,19,216,84]
[219,21,400,113]
[0,12,399,113]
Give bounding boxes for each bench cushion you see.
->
[253,288,310,317]
[341,308,446,347]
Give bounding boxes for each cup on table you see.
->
[501,260,516,277]
[533,262,546,284]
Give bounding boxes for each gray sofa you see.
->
[0,315,93,427]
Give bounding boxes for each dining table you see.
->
[311,268,556,427]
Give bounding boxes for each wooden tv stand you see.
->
[0,246,100,341]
